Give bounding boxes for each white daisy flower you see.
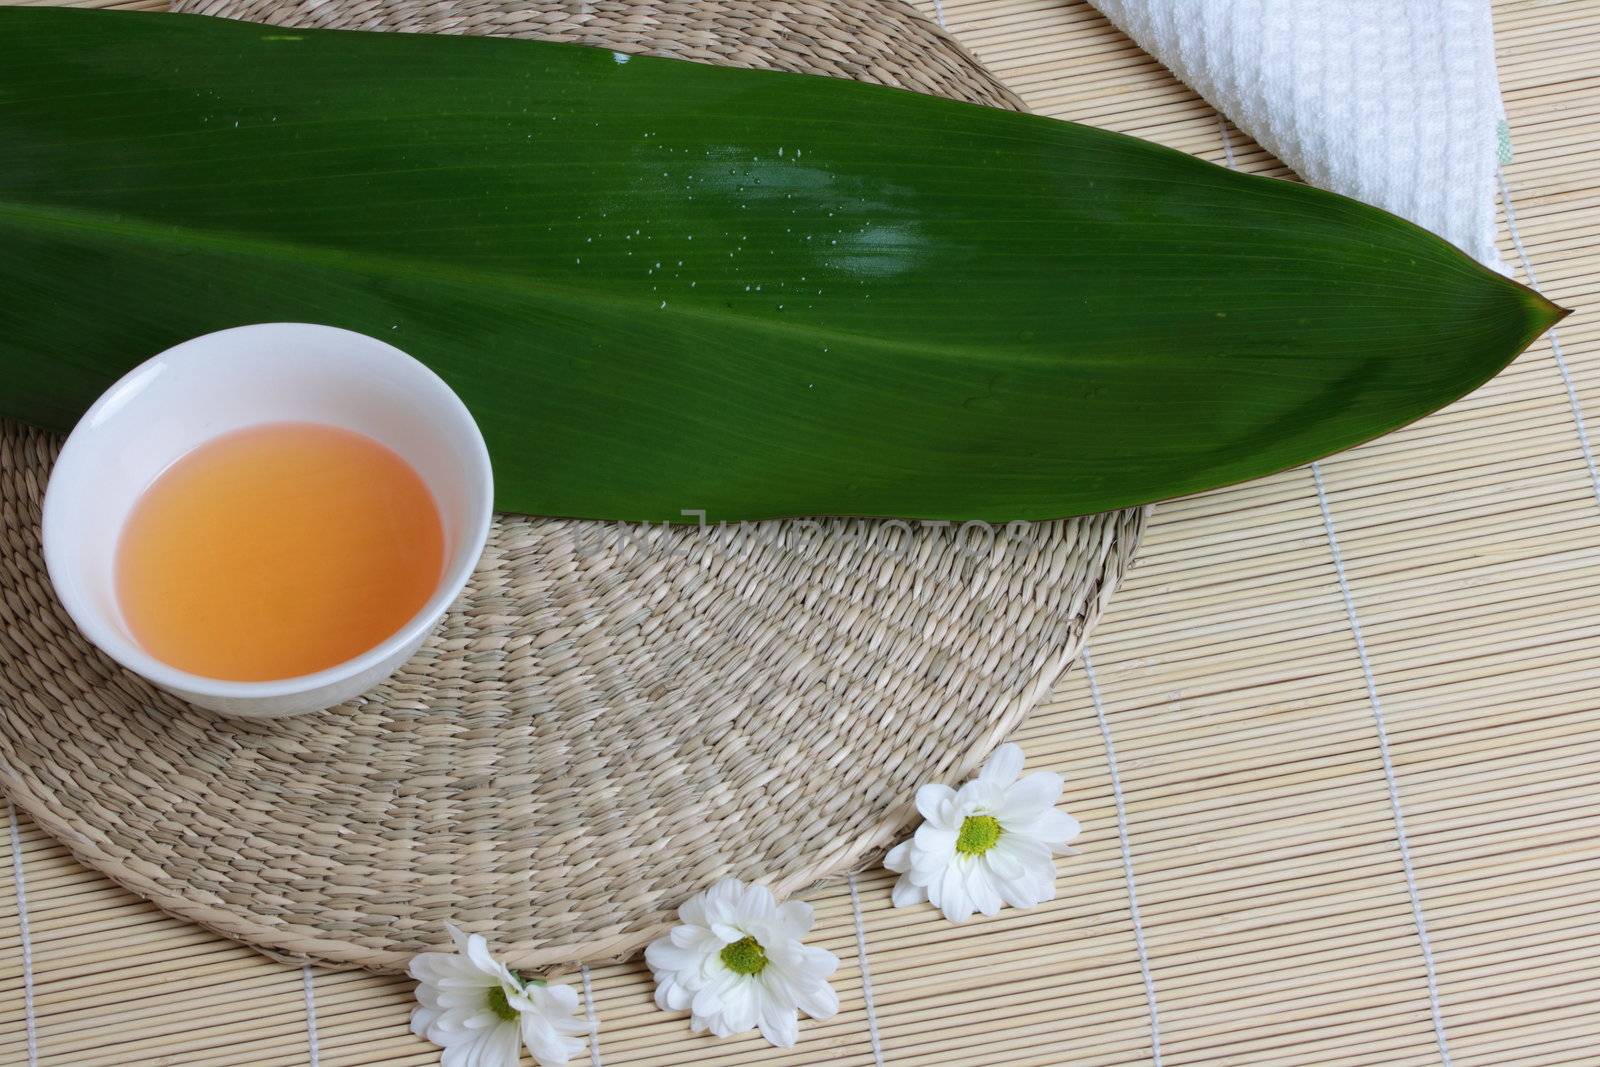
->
[409,924,593,1067]
[645,877,839,1048]
[885,742,1080,923]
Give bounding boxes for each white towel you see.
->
[1086,0,1507,270]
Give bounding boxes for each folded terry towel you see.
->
[1087,0,1507,269]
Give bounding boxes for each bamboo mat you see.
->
[3,0,1597,1063]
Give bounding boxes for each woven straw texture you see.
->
[0,0,1145,973]
[5,0,1600,1064]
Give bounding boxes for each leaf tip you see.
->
[1520,285,1570,339]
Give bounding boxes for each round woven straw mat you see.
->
[0,0,1146,972]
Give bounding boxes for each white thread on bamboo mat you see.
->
[579,964,604,1067]
[1083,649,1163,1066]
[300,965,321,1067]
[1310,462,1453,1066]
[6,802,39,1067]
[847,873,886,1067]
[1218,113,1452,1063]
[1496,168,1598,506]
[932,0,946,30]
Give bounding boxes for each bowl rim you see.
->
[40,322,495,701]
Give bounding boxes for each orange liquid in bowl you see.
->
[115,422,445,681]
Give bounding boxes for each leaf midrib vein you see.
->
[0,196,1019,365]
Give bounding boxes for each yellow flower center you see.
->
[486,984,519,1022]
[719,935,769,976]
[956,814,1002,856]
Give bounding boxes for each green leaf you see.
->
[0,8,1564,522]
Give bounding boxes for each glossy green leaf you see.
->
[0,8,1565,521]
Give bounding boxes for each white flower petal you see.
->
[965,862,1004,917]
[913,823,957,859]
[461,932,511,983]
[678,891,709,929]
[997,770,1064,821]
[415,953,499,991]
[646,938,704,975]
[991,848,1053,908]
[440,1039,475,1067]
[701,878,745,927]
[712,962,747,995]
[485,1022,523,1067]
[531,982,581,1016]
[654,976,691,1012]
[775,899,813,939]
[425,1004,483,1035]
[978,743,1026,790]
[521,1009,588,1067]
[745,881,779,918]
[994,873,1037,909]
[758,963,799,1001]
[936,864,974,923]
[409,951,460,983]
[1029,808,1082,850]
[460,1007,502,1031]
[668,924,703,949]
[550,1013,595,1038]
[915,783,958,825]
[884,838,914,874]
[721,979,760,1035]
[758,1002,799,1048]
[983,841,1026,882]
[412,1005,442,1038]
[793,974,839,1021]
[890,873,928,908]
[691,983,723,1019]
[524,1023,587,1067]
[705,1011,736,1038]
[432,971,504,991]
[434,988,496,1012]
[412,966,451,1004]
[1037,874,1059,904]
[992,832,1052,869]
[440,1021,520,1067]
[445,923,474,956]
[952,778,991,815]
[796,944,839,980]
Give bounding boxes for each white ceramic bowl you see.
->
[42,323,494,719]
